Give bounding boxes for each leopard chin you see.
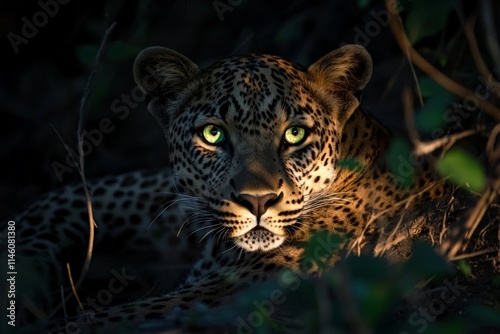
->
[233,226,286,252]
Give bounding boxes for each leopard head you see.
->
[134,45,372,251]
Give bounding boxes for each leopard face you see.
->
[133,45,372,251]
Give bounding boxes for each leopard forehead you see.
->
[201,53,306,100]
[170,55,332,145]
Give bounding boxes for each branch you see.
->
[464,15,500,99]
[74,20,116,293]
[385,0,500,121]
[486,123,500,166]
[403,87,483,156]
[48,21,116,319]
[440,176,500,258]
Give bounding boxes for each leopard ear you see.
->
[308,44,372,93]
[133,47,200,100]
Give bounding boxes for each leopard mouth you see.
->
[249,225,269,233]
[233,225,286,252]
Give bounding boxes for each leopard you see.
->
[2,44,448,333]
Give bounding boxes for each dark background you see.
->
[0,0,483,217]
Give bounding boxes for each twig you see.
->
[67,263,85,313]
[463,15,500,99]
[385,0,500,121]
[440,176,500,258]
[398,22,424,106]
[486,123,500,165]
[402,87,421,145]
[348,180,445,256]
[413,129,483,156]
[403,87,483,156]
[449,248,496,261]
[74,20,116,294]
[47,22,116,319]
[50,125,80,171]
[78,22,116,140]
[439,193,456,244]
[374,193,414,257]
[22,297,46,320]
[380,57,406,102]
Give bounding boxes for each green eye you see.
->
[201,125,225,145]
[284,127,307,145]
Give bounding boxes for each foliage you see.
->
[457,259,472,277]
[401,0,457,44]
[171,234,497,333]
[337,157,363,172]
[415,76,451,134]
[437,148,486,192]
[386,137,414,188]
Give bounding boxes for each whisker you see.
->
[199,226,223,242]
[301,191,355,215]
[223,229,230,242]
[148,200,184,231]
[215,227,228,244]
[219,244,238,256]
[177,215,193,237]
[238,247,245,259]
[178,213,214,237]
[187,223,219,238]
[148,192,205,231]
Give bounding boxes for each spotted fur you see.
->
[2,45,447,333]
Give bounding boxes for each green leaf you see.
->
[386,137,414,188]
[404,0,457,44]
[355,281,393,325]
[404,243,452,278]
[302,230,342,269]
[457,260,472,277]
[439,55,448,67]
[437,149,486,192]
[347,257,395,325]
[415,77,454,135]
[415,93,451,134]
[338,157,363,171]
[418,77,447,97]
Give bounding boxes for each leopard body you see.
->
[1,45,447,333]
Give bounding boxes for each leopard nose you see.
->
[233,192,283,218]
